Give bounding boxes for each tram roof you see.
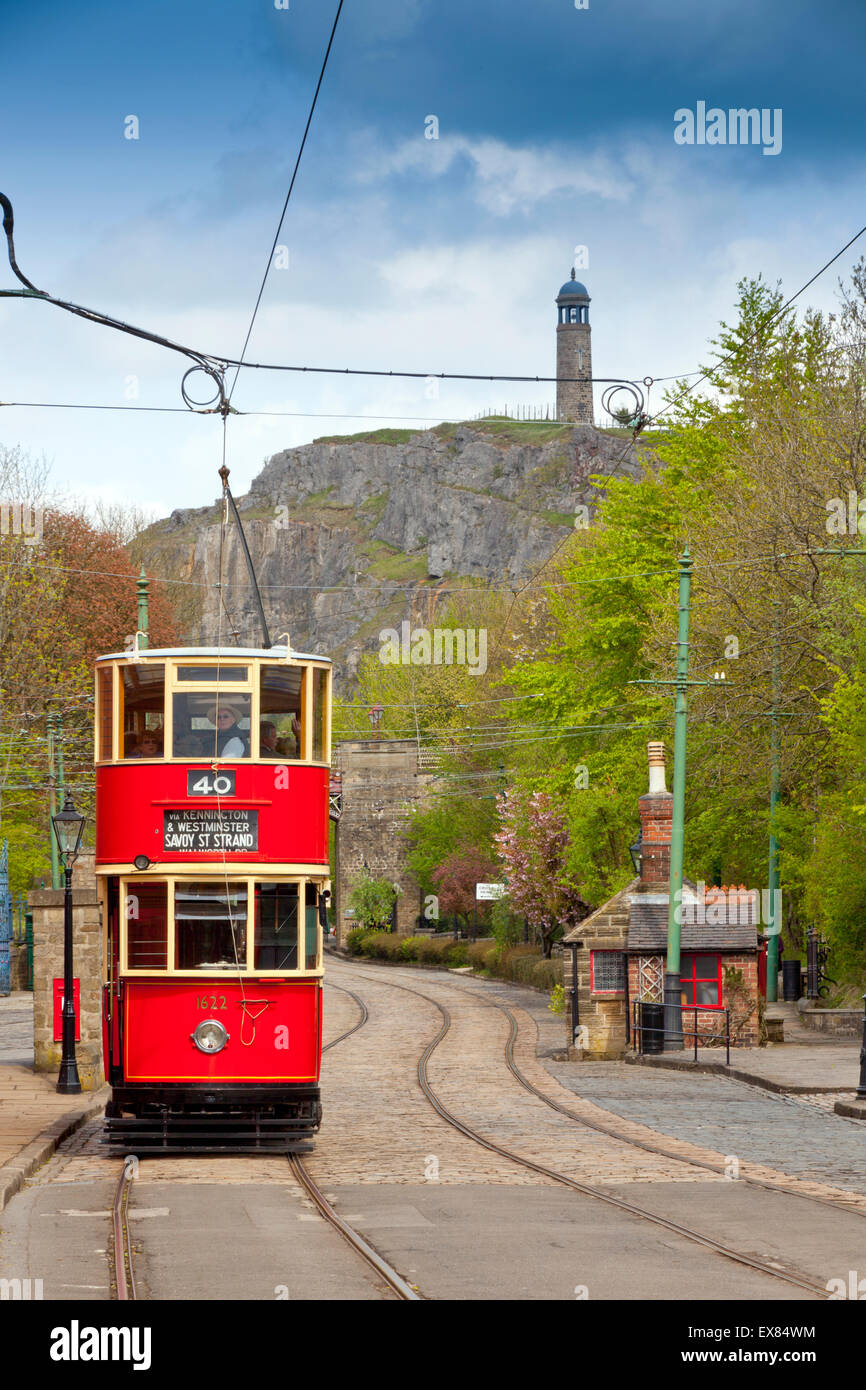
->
[96,645,331,664]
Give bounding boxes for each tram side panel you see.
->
[121,978,320,1083]
[95,762,329,868]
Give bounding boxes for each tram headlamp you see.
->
[191,1019,229,1054]
[133,854,151,871]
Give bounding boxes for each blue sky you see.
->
[1,0,864,514]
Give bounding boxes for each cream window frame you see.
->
[94,655,329,765]
[168,660,254,763]
[118,873,323,978]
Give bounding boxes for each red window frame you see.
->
[590,949,627,996]
[679,953,722,1009]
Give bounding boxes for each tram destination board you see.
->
[163,808,258,852]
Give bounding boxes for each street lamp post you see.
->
[51,792,85,1095]
[857,994,866,1100]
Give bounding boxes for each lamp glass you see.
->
[52,795,85,866]
[629,833,642,875]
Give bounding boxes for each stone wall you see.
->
[563,885,632,1060]
[799,1007,863,1037]
[333,740,435,946]
[28,853,103,1089]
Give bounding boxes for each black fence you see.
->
[632,1000,730,1065]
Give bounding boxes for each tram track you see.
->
[336,959,866,1221]
[106,986,415,1303]
[112,1159,137,1302]
[334,962,836,1300]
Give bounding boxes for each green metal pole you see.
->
[55,711,66,804]
[766,625,781,1002]
[664,546,693,1050]
[47,713,60,891]
[137,567,150,649]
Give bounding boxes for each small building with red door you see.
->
[563,742,761,1059]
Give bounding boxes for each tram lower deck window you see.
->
[127,882,168,970]
[255,883,298,970]
[175,883,247,970]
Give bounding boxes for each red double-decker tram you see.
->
[95,643,332,1152]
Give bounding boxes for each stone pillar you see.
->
[28,852,103,1089]
[333,739,435,945]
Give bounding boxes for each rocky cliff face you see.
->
[136,420,645,681]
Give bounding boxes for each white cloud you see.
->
[357,133,633,214]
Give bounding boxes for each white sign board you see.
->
[476,882,506,901]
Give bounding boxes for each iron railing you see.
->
[632,1000,731,1065]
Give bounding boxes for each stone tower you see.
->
[556,269,593,422]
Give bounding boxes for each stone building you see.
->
[563,743,760,1059]
[556,269,593,423]
[28,851,104,1090]
[333,739,436,945]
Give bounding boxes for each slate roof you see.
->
[627,888,759,953]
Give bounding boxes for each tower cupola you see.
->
[556,268,591,325]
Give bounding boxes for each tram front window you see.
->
[255,883,298,970]
[120,664,165,759]
[175,883,247,969]
[172,693,251,759]
[259,665,303,759]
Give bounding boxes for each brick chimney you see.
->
[638,741,672,885]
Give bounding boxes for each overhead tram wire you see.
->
[646,217,866,431]
[225,0,346,407]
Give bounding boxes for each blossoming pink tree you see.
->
[494,787,589,957]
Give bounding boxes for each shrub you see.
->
[415,936,453,965]
[359,931,395,960]
[345,926,371,955]
[466,942,497,971]
[548,984,565,1015]
[446,941,469,967]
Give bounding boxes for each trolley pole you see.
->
[664,547,693,1051]
[766,623,781,1002]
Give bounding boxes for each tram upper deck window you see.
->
[119,664,165,760]
[254,883,298,970]
[97,666,113,761]
[172,693,251,759]
[126,882,168,970]
[175,883,247,970]
[259,665,303,760]
[312,668,329,762]
[176,666,248,682]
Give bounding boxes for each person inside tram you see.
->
[259,720,292,757]
[259,714,302,758]
[132,732,162,758]
[206,703,248,757]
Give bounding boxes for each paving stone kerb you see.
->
[0,1073,108,1212]
[28,852,104,1089]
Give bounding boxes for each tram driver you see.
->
[206,703,248,757]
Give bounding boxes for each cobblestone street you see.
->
[2,960,866,1302]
